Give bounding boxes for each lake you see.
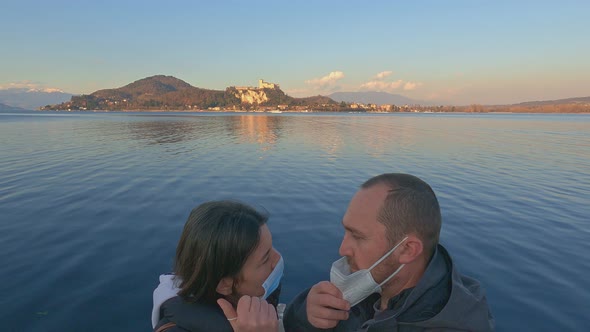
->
[0,111,588,331]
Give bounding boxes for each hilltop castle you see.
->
[231,79,281,104]
[258,79,279,89]
[234,79,280,91]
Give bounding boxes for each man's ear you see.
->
[398,235,423,264]
[216,277,234,296]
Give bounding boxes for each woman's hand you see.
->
[218,295,279,332]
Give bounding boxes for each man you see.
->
[284,173,494,331]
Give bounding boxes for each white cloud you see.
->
[0,81,39,90]
[374,71,393,80]
[360,71,423,92]
[0,81,63,93]
[403,82,422,91]
[41,88,64,93]
[360,79,403,91]
[305,71,345,88]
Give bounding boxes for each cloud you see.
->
[41,88,65,93]
[374,71,393,80]
[305,71,345,88]
[0,81,63,93]
[403,82,422,91]
[359,71,423,92]
[0,81,40,90]
[360,79,403,91]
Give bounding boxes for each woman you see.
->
[152,201,283,332]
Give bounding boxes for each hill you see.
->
[328,91,430,105]
[0,102,26,111]
[514,96,590,106]
[45,75,338,111]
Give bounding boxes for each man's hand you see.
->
[306,281,351,329]
[218,295,279,332]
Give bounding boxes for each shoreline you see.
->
[28,109,590,115]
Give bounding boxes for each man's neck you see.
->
[379,259,428,310]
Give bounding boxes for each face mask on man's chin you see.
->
[330,236,408,306]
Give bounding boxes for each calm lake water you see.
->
[0,111,588,331]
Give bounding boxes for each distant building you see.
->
[234,79,280,91]
[258,79,279,89]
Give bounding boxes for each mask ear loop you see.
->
[368,236,408,270]
[378,263,405,287]
[367,236,408,287]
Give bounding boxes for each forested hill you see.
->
[0,102,26,111]
[515,96,590,106]
[44,75,336,110]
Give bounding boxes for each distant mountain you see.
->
[46,75,338,111]
[0,102,26,111]
[0,88,73,110]
[514,96,590,106]
[292,95,336,105]
[328,91,431,105]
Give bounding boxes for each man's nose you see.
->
[339,234,351,257]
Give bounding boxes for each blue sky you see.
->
[1,0,589,104]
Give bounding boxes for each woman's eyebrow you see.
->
[260,248,271,264]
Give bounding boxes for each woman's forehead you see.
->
[250,224,273,260]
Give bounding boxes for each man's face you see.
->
[339,184,398,282]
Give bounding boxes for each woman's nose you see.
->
[271,248,281,268]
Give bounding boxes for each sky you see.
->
[1,0,589,105]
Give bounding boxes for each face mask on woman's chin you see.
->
[228,255,284,307]
[262,255,284,299]
[330,236,408,307]
[265,282,282,308]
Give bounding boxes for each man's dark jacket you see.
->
[284,245,495,331]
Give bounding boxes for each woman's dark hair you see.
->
[174,200,268,303]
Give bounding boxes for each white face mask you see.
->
[330,236,408,307]
[262,255,284,299]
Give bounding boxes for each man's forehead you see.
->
[349,185,388,213]
[343,185,388,230]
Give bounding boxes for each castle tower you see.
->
[258,79,279,89]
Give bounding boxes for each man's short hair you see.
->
[362,173,441,257]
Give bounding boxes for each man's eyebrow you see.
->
[342,222,364,235]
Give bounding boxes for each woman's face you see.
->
[234,224,281,298]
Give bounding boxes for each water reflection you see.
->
[123,117,224,145]
[228,115,283,151]
[109,113,590,164]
